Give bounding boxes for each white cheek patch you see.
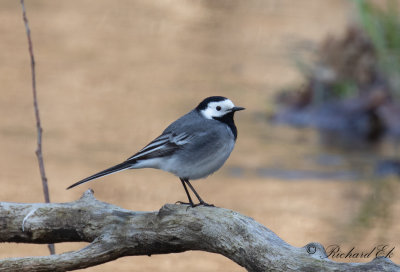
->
[200,99,235,119]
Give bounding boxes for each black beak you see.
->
[231,106,245,112]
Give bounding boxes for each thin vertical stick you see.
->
[20,0,55,255]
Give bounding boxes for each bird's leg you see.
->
[184,179,214,207]
[176,178,195,207]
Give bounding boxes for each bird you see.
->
[67,96,244,207]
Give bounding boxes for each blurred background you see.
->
[1,0,399,271]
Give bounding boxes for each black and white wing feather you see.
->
[67,132,192,189]
[127,132,192,161]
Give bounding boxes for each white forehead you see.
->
[207,99,235,109]
[200,99,235,119]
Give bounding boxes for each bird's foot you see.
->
[175,200,196,211]
[175,200,215,208]
[175,200,192,206]
[192,201,215,208]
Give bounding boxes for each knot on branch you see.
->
[303,242,328,259]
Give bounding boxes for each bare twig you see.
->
[0,190,398,272]
[20,0,54,255]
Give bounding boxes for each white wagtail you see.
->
[67,96,244,207]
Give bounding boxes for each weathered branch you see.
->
[0,190,398,272]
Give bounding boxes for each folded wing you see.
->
[67,132,193,189]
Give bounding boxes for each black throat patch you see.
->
[213,111,238,140]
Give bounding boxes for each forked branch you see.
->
[0,190,398,272]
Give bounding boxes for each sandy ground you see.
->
[1,1,399,271]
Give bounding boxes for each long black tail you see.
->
[67,161,133,189]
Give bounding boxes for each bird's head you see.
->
[196,96,245,120]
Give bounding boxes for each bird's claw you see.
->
[175,201,192,206]
[195,202,215,207]
[175,200,215,208]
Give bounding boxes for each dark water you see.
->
[228,121,399,181]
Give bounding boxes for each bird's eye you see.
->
[216,106,221,111]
